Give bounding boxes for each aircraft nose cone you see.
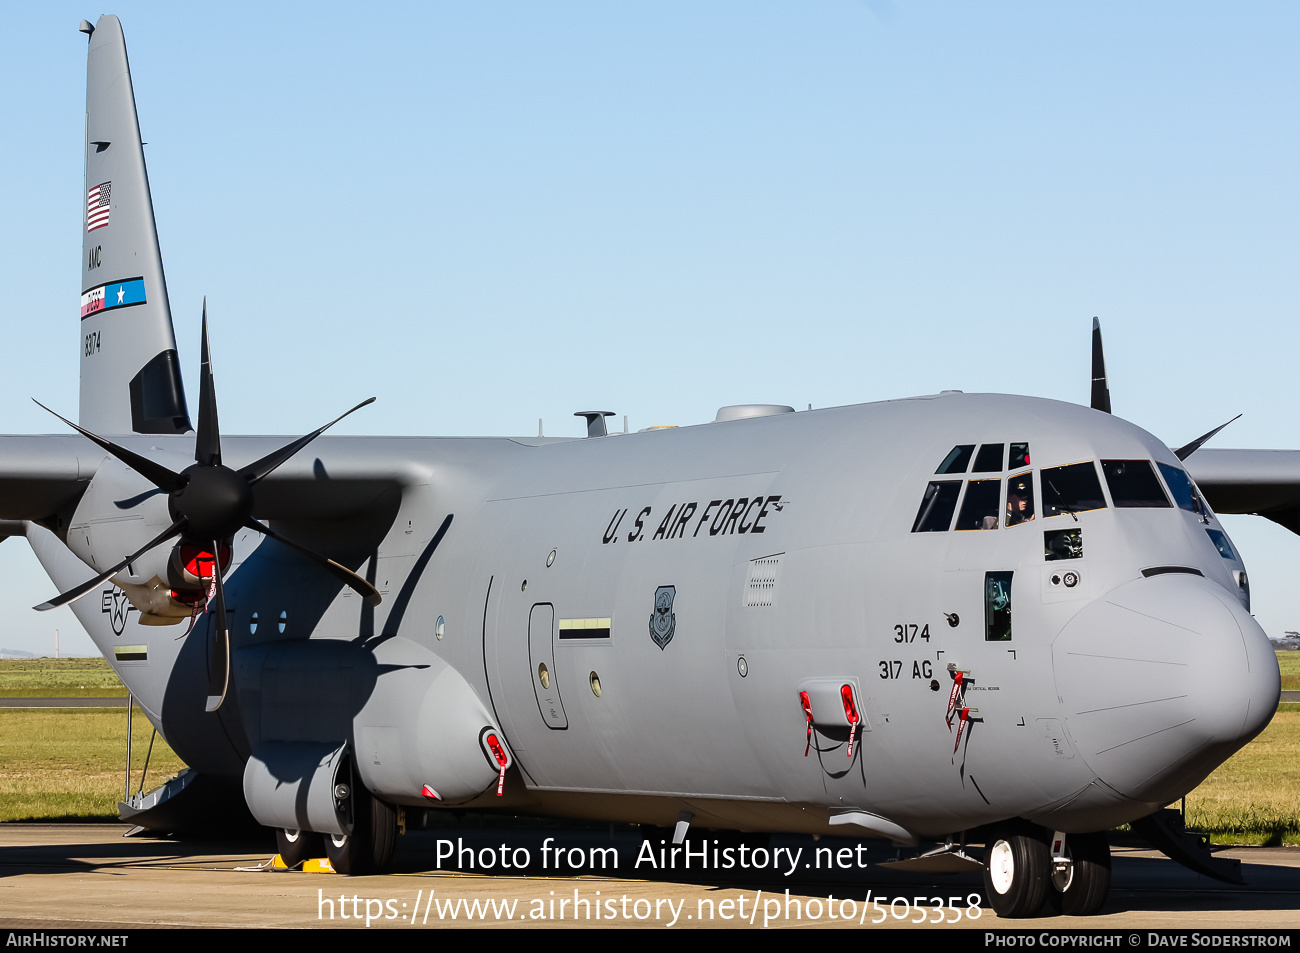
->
[1053,573,1279,805]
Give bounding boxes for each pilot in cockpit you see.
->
[1006,477,1035,527]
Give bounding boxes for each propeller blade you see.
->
[34,518,186,611]
[239,397,376,486]
[33,400,182,492]
[1174,414,1242,461]
[1090,317,1112,414]
[246,517,382,606]
[205,540,230,712]
[195,300,222,468]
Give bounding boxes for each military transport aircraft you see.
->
[2,15,1289,918]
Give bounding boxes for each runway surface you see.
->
[0,823,1297,930]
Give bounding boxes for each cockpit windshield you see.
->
[1102,460,1171,508]
[1041,462,1106,517]
[956,480,1001,531]
[1157,462,1210,516]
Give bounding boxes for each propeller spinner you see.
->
[34,303,381,710]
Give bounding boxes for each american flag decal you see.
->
[86,181,111,232]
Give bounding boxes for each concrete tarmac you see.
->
[0,823,1297,930]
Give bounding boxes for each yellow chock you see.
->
[270,853,334,872]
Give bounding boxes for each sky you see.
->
[2,1,1299,655]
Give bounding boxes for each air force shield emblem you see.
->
[649,585,676,650]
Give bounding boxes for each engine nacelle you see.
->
[354,638,511,806]
[237,637,509,818]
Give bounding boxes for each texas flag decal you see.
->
[81,277,146,319]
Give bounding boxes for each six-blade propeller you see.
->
[34,303,381,711]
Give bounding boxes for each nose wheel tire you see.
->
[1045,831,1111,917]
[276,827,324,868]
[982,828,1050,919]
[324,792,398,875]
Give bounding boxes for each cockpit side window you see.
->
[985,571,1013,641]
[1006,471,1035,526]
[956,479,1001,530]
[912,481,962,533]
[1102,460,1171,508]
[1009,442,1031,469]
[1158,462,1210,516]
[1041,462,1106,516]
[936,445,975,475]
[972,444,1005,473]
[1206,529,1237,560]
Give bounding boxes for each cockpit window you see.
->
[1102,460,1171,508]
[956,480,1001,530]
[972,444,1005,473]
[912,481,962,532]
[985,571,1013,641]
[1009,443,1031,469]
[1045,528,1083,560]
[1158,462,1209,516]
[1006,472,1035,526]
[936,445,975,475]
[1041,462,1106,516]
[1206,529,1237,560]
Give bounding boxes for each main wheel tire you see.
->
[276,827,324,868]
[324,792,398,875]
[982,827,1050,918]
[1044,831,1111,917]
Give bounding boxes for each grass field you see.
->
[0,706,184,821]
[0,659,1296,842]
[0,657,127,697]
[1277,650,1300,692]
[1185,703,1300,845]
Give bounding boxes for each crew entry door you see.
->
[528,603,568,729]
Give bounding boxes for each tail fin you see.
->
[79,15,190,436]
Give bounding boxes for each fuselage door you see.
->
[527,603,568,729]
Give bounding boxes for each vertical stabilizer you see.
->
[80,15,190,436]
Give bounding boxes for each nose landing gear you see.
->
[1045,830,1111,917]
[983,827,1050,918]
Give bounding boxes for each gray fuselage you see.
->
[35,390,1279,841]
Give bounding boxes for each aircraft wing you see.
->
[0,436,92,522]
[0,434,423,525]
[1185,448,1300,534]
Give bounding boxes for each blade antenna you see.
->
[1090,317,1112,414]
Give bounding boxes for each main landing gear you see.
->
[276,827,325,868]
[982,825,1110,918]
[324,790,398,875]
[274,790,399,874]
